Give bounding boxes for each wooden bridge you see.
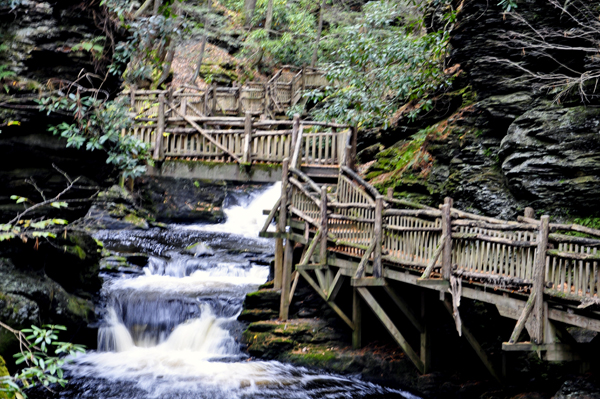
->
[260,156,600,379]
[124,67,327,118]
[122,68,352,182]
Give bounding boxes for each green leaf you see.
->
[50,202,68,209]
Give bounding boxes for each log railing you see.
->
[124,106,352,166]
[267,161,600,344]
[123,67,327,118]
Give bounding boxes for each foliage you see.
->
[307,0,454,128]
[0,324,85,398]
[102,0,186,87]
[498,0,517,12]
[111,14,187,86]
[36,93,153,179]
[240,0,318,66]
[71,37,106,60]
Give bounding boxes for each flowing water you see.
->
[59,184,417,399]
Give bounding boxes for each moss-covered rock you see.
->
[0,355,11,399]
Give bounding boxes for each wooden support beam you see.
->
[259,231,307,244]
[274,159,289,290]
[384,286,424,333]
[153,93,165,160]
[299,229,322,265]
[532,215,549,344]
[327,270,344,301]
[279,237,294,320]
[288,270,299,303]
[320,185,332,287]
[353,240,376,279]
[353,288,362,349]
[259,196,282,233]
[242,112,252,164]
[351,277,386,286]
[298,269,355,330]
[358,287,425,373]
[169,104,242,163]
[443,300,502,384]
[420,292,431,373]
[420,233,446,279]
[373,195,384,278]
[442,198,453,280]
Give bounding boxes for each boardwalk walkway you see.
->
[260,154,600,377]
[122,68,350,181]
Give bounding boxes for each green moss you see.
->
[285,347,337,366]
[123,214,149,229]
[64,245,87,260]
[0,355,11,399]
[66,296,93,320]
[258,280,274,290]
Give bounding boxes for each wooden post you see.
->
[203,86,210,115]
[524,207,535,219]
[264,82,269,115]
[420,291,431,373]
[243,112,252,164]
[373,195,384,278]
[279,158,292,319]
[274,158,290,290]
[442,197,453,280]
[350,126,358,169]
[181,97,187,117]
[129,85,136,110]
[211,84,217,115]
[533,215,549,344]
[320,185,331,286]
[386,187,393,199]
[237,86,243,116]
[291,113,300,164]
[352,288,362,349]
[153,93,165,160]
[279,235,293,320]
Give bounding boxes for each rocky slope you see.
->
[364,0,600,221]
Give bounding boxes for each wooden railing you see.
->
[265,162,600,346]
[123,67,327,118]
[124,99,352,166]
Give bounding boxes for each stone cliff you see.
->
[364,0,600,221]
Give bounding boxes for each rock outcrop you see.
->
[367,0,600,220]
[0,230,102,361]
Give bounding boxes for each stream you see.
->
[57,184,417,399]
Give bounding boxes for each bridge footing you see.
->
[148,160,282,183]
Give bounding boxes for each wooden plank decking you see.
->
[260,152,600,376]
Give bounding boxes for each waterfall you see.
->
[62,183,415,399]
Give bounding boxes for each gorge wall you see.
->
[364,0,600,221]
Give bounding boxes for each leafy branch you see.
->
[0,323,85,398]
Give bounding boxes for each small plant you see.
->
[71,37,106,60]
[498,0,518,12]
[0,323,86,398]
[37,89,153,180]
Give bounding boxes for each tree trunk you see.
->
[243,0,257,27]
[265,0,274,31]
[153,0,161,15]
[311,0,326,67]
[190,0,211,84]
[133,0,154,18]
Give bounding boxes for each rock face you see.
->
[0,0,123,221]
[368,0,600,220]
[500,106,600,213]
[0,231,102,361]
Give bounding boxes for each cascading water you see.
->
[57,184,418,399]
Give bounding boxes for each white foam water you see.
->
[184,182,281,237]
[64,183,416,399]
